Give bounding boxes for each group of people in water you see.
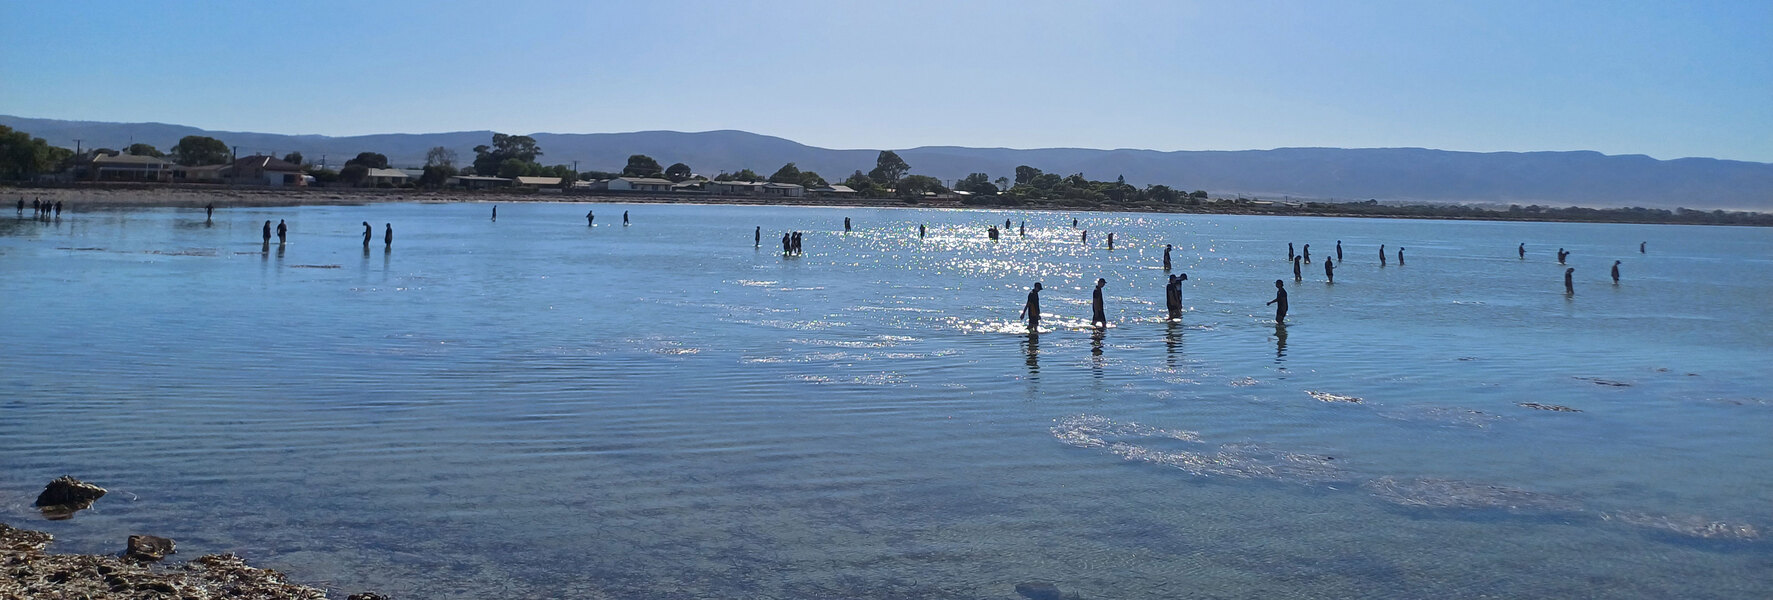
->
[17,197,62,219]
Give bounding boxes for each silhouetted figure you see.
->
[782,232,791,254]
[1293,256,1302,282]
[1640,241,1646,253]
[919,224,926,238]
[1611,260,1621,284]
[1091,278,1107,328]
[1081,230,1088,245]
[1336,240,1343,262]
[1266,279,1289,323]
[492,205,497,220]
[1324,257,1335,283]
[362,222,372,246]
[1072,218,1078,227]
[843,217,851,232]
[1019,282,1043,332]
[1005,218,1012,229]
[1557,248,1567,264]
[1380,244,1387,266]
[276,219,287,244]
[623,211,629,226]
[987,226,999,240]
[1303,244,1311,264]
[587,210,594,226]
[206,203,214,220]
[1397,247,1405,266]
[791,231,802,254]
[755,226,761,246]
[54,201,62,216]
[1019,221,1025,236]
[1288,242,1295,261]
[32,199,39,214]
[1564,267,1574,294]
[1107,232,1115,250]
[262,220,272,243]
[1166,274,1188,320]
[1519,243,1525,259]
[15,198,21,213]
[384,223,393,247]
[1163,244,1172,270]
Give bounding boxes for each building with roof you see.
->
[605,177,674,192]
[811,184,857,197]
[707,181,765,196]
[761,182,805,198]
[514,176,564,190]
[80,153,174,182]
[363,168,411,187]
[229,155,306,186]
[448,175,512,190]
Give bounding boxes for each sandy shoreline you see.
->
[4,184,1764,226]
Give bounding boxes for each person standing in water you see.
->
[1164,275,1179,319]
[1019,221,1025,236]
[262,220,272,243]
[1336,240,1343,262]
[755,226,761,247]
[1397,247,1405,265]
[1071,217,1078,228]
[587,210,594,226]
[492,205,497,220]
[843,217,851,232]
[384,223,393,248]
[1288,242,1295,261]
[1380,244,1387,266]
[1640,241,1646,253]
[1293,256,1302,282]
[623,211,629,226]
[276,219,287,244]
[781,232,791,254]
[1557,248,1567,264]
[1019,282,1043,332]
[919,224,926,238]
[1324,257,1335,283]
[1107,232,1114,250]
[205,203,214,220]
[1081,230,1088,245]
[1519,243,1526,259]
[1266,279,1289,323]
[15,198,22,213]
[1302,244,1311,264]
[1564,267,1575,294]
[1163,244,1172,270]
[1611,260,1621,284]
[1091,278,1108,328]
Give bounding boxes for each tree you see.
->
[345,152,389,169]
[664,162,692,182]
[497,158,529,179]
[126,143,165,158]
[716,168,762,182]
[896,174,945,197]
[171,135,230,166]
[281,151,304,166]
[472,133,542,176]
[768,162,802,184]
[798,171,828,188]
[1014,165,1042,185]
[339,164,369,186]
[0,125,73,180]
[419,165,456,188]
[425,146,457,169]
[868,150,909,184]
[995,176,1010,191]
[1190,190,1209,199]
[623,154,663,177]
[956,172,998,195]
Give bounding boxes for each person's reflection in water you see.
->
[1164,319,1183,371]
[1273,323,1288,367]
[1022,332,1040,378]
[1090,327,1106,380]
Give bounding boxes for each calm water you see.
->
[2,202,1770,599]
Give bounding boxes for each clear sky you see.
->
[3,0,1769,162]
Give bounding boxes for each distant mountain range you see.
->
[5,115,1770,211]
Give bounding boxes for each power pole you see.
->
[73,139,82,155]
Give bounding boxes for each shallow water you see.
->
[2,202,1770,598]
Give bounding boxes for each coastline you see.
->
[0,521,367,600]
[4,184,1768,227]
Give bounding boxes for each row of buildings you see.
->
[66,153,859,197]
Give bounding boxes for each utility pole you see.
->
[73,139,82,155]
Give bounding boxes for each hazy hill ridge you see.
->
[5,115,1768,210]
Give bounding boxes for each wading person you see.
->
[206,203,214,220]
[1163,244,1172,270]
[1565,267,1575,295]
[1164,275,1180,320]
[276,219,287,244]
[1266,279,1289,323]
[1107,232,1114,250]
[587,210,594,226]
[1019,282,1043,332]
[1611,260,1621,284]
[1091,278,1108,328]
[1288,242,1295,261]
[384,223,393,248]
[1324,257,1335,283]
[1397,247,1405,266]
[1519,243,1526,259]
[1303,244,1311,264]
[1380,244,1387,266]
[1336,240,1343,262]
[362,222,372,247]
[755,226,761,247]
[1293,256,1302,282]
[623,211,629,226]
[844,217,850,232]
[262,221,271,244]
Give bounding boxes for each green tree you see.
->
[281,151,303,166]
[623,154,664,177]
[716,168,762,182]
[0,125,73,180]
[419,165,456,187]
[345,152,389,169]
[472,133,542,176]
[868,150,909,184]
[171,135,230,166]
[995,176,1010,191]
[498,158,529,179]
[126,143,165,158]
[1014,165,1042,185]
[339,164,369,185]
[956,172,998,195]
[664,162,692,182]
[897,174,945,197]
[1190,190,1209,199]
[425,146,457,169]
[768,162,802,184]
[308,167,339,184]
[798,171,828,188]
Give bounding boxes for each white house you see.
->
[761,182,805,198]
[605,177,674,192]
[707,181,765,196]
[363,168,411,187]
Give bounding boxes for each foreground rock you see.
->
[2,522,343,600]
[124,535,176,563]
[1015,581,1064,600]
[34,476,107,519]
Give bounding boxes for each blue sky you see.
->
[3,0,1769,161]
